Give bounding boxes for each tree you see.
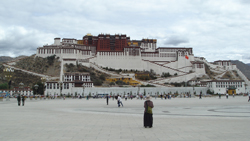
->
[46,55,56,65]
[0,83,8,89]
[99,75,106,81]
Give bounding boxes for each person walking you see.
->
[21,95,25,106]
[144,95,154,128]
[106,95,109,105]
[226,93,229,99]
[17,94,21,106]
[118,95,123,107]
[219,93,221,99]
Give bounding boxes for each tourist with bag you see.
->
[144,95,154,128]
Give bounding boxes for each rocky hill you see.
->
[231,60,250,80]
[14,55,60,77]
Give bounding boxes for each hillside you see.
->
[231,60,250,80]
[14,55,60,77]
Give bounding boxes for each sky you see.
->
[0,0,250,63]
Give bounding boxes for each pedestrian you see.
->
[164,94,166,99]
[118,95,123,107]
[226,93,229,99]
[199,92,202,99]
[144,95,154,128]
[21,95,25,106]
[219,93,221,99]
[248,93,250,102]
[17,94,21,106]
[106,95,109,105]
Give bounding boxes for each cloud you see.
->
[0,26,56,57]
[1,0,250,63]
[164,35,189,46]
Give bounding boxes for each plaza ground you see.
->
[1,96,250,141]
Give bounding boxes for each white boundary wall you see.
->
[45,87,208,96]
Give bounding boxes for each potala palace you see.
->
[34,33,249,96]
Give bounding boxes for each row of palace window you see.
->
[216,82,242,85]
[216,85,242,88]
[47,83,70,90]
[39,49,91,55]
[99,52,125,56]
[160,49,192,53]
[141,53,159,57]
[159,53,176,57]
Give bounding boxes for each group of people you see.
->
[17,94,25,106]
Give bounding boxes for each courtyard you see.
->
[0,96,250,141]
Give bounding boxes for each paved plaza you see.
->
[1,96,250,141]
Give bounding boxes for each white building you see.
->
[207,80,245,94]
[45,72,93,96]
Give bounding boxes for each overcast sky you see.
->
[1,0,250,63]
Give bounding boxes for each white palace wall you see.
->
[36,48,92,61]
[95,52,144,70]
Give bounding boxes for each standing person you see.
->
[106,95,109,105]
[219,93,221,99]
[144,95,154,128]
[199,92,202,99]
[118,95,123,107]
[21,95,25,106]
[226,93,229,99]
[248,93,250,102]
[17,94,21,106]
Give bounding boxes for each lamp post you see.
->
[137,84,141,95]
[82,83,85,97]
[41,77,47,95]
[58,81,63,97]
[245,83,248,94]
[19,82,24,95]
[34,84,39,95]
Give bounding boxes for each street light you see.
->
[34,84,39,95]
[41,77,47,95]
[19,82,24,95]
[58,81,63,97]
[137,84,141,95]
[82,83,85,97]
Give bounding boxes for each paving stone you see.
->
[1,96,250,140]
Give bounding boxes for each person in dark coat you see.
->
[21,95,25,106]
[17,94,21,106]
[106,95,109,105]
[144,96,154,128]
